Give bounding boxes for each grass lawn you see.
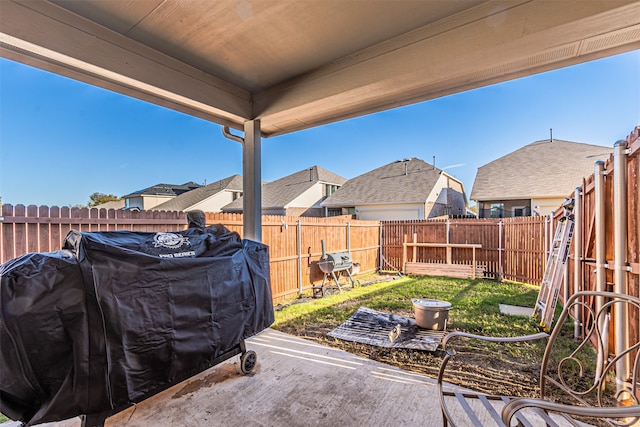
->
[273,274,575,399]
[274,274,543,337]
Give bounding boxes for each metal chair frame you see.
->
[437,291,640,427]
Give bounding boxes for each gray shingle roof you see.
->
[470,139,613,201]
[224,166,346,210]
[123,181,201,197]
[321,158,443,206]
[152,175,242,211]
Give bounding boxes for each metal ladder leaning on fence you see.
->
[532,198,575,332]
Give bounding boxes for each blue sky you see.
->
[1,50,638,208]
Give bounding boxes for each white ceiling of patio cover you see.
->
[1,0,639,137]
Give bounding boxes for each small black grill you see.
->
[318,251,353,274]
[313,240,357,298]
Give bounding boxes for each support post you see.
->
[613,141,630,400]
[243,120,262,242]
[573,186,583,339]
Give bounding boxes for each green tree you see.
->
[88,192,121,207]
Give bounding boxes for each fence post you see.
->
[446,218,450,245]
[613,141,630,401]
[402,234,407,272]
[347,222,351,253]
[498,220,503,282]
[595,161,607,300]
[573,186,583,340]
[544,215,550,262]
[297,220,303,297]
[594,160,608,372]
[378,223,383,272]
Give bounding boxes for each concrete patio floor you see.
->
[4,328,587,427]
[106,328,444,426]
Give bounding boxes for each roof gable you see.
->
[224,166,347,210]
[152,175,242,211]
[321,158,446,206]
[470,139,613,201]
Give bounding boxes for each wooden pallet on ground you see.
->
[402,235,484,279]
[404,262,486,279]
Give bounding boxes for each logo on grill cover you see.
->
[153,232,190,249]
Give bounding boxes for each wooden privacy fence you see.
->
[252,215,380,302]
[562,126,640,299]
[557,127,639,362]
[0,204,189,260]
[0,206,379,303]
[381,216,548,285]
[1,205,551,297]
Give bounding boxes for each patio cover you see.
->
[2,0,639,239]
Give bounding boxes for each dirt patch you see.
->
[274,311,606,410]
[275,318,541,397]
[276,315,621,427]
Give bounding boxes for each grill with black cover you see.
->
[0,224,273,426]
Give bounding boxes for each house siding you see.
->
[356,203,426,220]
[127,195,174,210]
[531,197,567,216]
[189,191,236,213]
[426,175,467,218]
[288,185,325,209]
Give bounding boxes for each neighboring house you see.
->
[321,158,467,220]
[223,166,346,217]
[92,200,126,210]
[471,138,613,218]
[122,181,201,211]
[152,175,243,213]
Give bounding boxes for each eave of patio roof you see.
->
[1,0,639,137]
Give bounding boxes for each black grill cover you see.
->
[0,225,273,426]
